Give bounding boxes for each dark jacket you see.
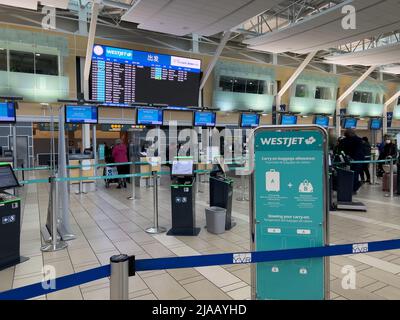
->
[381,143,397,159]
[338,135,365,161]
[362,141,372,160]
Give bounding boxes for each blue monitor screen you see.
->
[343,118,357,129]
[240,113,259,128]
[314,116,329,128]
[65,106,98,124]
[0,102,16,123]
[370,118,382,130]
[137,108,163,125]
[194,111,216,127]
[281,115,297,125]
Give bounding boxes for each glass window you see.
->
[361,92,372,103]
[353,91,361,102]
[9,50,34,73]
[233,77,246,93]
[246,79,259,94]
[315,87,332,100]
[258,80,267,94]
[295,84,307,97]
[219,76,234,92]
[0,48,6,71]
[35,53,58,76]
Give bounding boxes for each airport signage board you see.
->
[252,126,328,300]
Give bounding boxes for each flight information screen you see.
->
[343,118,357,129]
[314,116,329,128]
[280,115,298,125]
[370,118,382,130]
[194,111,216,127]
[241,113,259,128]
[136,108,163,125]
[0,102,16,123]
[65,106,98,124]
[90,45,201,107]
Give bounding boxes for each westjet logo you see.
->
[261,136,316,148]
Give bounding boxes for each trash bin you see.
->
[205,207,226,234]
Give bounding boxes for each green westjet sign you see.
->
[251,126,329,300]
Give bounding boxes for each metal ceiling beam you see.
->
[276,51,318,108]
[335,65,377,136]
[199,30,232,99]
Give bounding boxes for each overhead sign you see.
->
[252,126,328,300]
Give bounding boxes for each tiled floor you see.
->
[2,170,400,300]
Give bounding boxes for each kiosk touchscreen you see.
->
[168,159,200,236]
[65,105,98,124]
[370,118,382,130]
[280,114,298,125]
[136,108,163,125]
[0,102,16,123]
[194,111,216,127]
[314,116,329,128]
[0,163,28,270]
[240,113,260,128]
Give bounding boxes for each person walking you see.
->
[112,139,129,189]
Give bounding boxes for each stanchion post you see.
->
[41,176,68,252]
[110,254,129,300]
[146,171,166,234]
[128,163,139,200]
[390,158,394,198]
[372,154,377,185]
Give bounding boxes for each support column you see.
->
[275,51,317,110]
[82,123,91,150]
[335,65,376,137]
[83,0,100,100]
[383,89,400,135]
[192,33,199,53]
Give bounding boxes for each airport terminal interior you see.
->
[2,0,400,301]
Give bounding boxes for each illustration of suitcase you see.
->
[266,169,280,192]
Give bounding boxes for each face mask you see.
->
[386,140,391,144]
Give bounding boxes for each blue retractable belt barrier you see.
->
[1,238,400,300]
[0,265,110,300]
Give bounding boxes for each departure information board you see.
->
[90,45,201,107]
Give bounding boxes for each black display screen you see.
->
[0,165,19,190]
[90,45,201,107]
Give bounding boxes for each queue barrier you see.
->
[1,238,400,300]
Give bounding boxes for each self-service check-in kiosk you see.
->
[209,160,236,230]
[167,159,200,236]
[0,163,28,270]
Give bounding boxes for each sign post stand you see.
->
[250,125,329,300]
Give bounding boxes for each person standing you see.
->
[338,129,365,192]
[361,137,371,184]
[378,136,398,177]
[112,139,129,189]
